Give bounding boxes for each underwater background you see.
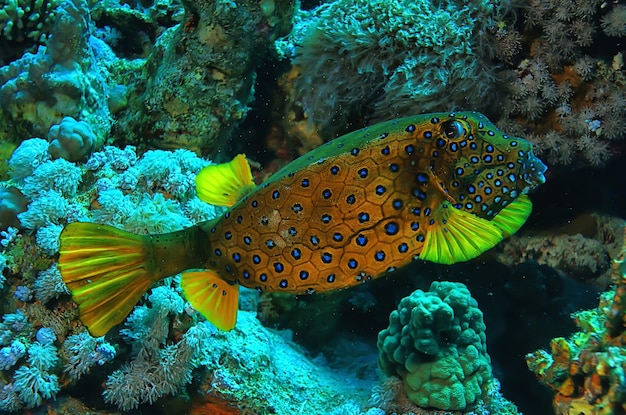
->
[0,0,625,414]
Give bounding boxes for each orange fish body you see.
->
[58,112,547,335]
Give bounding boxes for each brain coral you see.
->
[377,281,492,411]
[293,0,508,134]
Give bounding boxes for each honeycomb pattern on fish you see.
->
[200,112,547,293]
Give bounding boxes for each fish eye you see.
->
[442,120,465,139]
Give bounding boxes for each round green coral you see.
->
[377,281,492,411]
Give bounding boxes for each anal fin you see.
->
[181,271,239,331]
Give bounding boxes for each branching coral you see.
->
[0,0,62,63]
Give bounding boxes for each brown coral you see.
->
[527,225,626,415]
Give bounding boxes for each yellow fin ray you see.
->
[421,202,503,265]
[196,154,256,207]
[181,271,239,331]
[58,223,155,337]
[491,194,533,238]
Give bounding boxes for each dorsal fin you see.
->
[195,154,256,207]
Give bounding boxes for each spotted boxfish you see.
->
[58,112,547,336]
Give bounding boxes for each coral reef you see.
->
[0,0,112,152]
[498,213,625,284]
[0,139,386,414]
[117,0,296,155]
[271,0,626,169]
[527,227,626,415]
[0,0,624,413]
[290,0,508,135]
[495,0,626,167]
[377,281,492,411]
[0,142,217,412]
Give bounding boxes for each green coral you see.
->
[0,0,60,43]
[377,281,492,411]
[293,0,508,135]
[0,0,62,63]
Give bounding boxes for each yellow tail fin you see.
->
[58,223,158,337]
[181,270,239,331]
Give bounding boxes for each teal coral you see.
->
[292,0,507,134]
[47,116,97,162]
[377,281,492,411]
[4,341,60,409]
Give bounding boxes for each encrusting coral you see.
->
[377,281,492,411]
[0,0,112,153]
[119,0,296,155]
[526,226,626,415]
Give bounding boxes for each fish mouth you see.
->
[521,151,548,192]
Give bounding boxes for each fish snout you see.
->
[521,152,548,190]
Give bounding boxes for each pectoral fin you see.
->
[490,194,533,238]
[420,202,503,265]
